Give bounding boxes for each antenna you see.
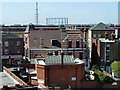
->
[36,2,38,25]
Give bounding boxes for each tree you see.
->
[111,61,120,78]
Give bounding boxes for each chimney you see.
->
[61,52,64,67]
[111,32,116,40]
[105,31,109,39]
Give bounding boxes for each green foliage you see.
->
[91,65,99,71]
[97,71,114,83]
[111,61,120,78]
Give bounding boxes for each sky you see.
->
[1,2,118,25]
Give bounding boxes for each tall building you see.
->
[87,22,115,64]
[88,22,120,73]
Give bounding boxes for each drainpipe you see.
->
[61,52,64,68]
[75,67,77,89]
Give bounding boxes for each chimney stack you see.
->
[61,52,64,67]
[105,31,109,39]
[111,32,116,40]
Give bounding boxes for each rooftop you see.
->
[0,71,20,88]
[37,55,84,65]
[99,38,116,42]
[89,22,114,31]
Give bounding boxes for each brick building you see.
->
[24,24,89,71]
[88,22,120,72]
[2,34,24,65]
[35,54,85,89]
[87,22,116,67]
[91,37,120,73]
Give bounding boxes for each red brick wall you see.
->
[37,64,85,88]
[81,80,102,88]
[37,65,45,84]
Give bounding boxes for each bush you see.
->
[97,71,114,83]
[91,65,99,71]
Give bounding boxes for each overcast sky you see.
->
[1,2,118,25]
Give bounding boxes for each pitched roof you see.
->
[89,22,114,31]
[45,55,75,65]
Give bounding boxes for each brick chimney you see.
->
[61,52,64,67]
[111,31,116,40]
[105,31,109,39]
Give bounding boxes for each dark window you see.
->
[106,56,109,60]
[26,48,28,57]
[79,52,83,60]
[10,50,15,54]
[68,52,72,55]
[76,41,79,48]
[52,39,61,47]
[68,41,72,48]
[52,40,58,46]
[10,41,14,46]
[55,51,58,55]
[26,37,27,44]
[48,52,53,56]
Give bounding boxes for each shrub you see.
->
[97,71,114,83]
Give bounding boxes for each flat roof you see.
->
[0,71,20,88]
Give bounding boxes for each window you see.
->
[17,49,20,54]
[106,55,110,62]
[19,34,23,38]
[76,41,79,48]
[68,41,72,48]
[5,49,9,54]
[106,55,109,60]
[52,39,58,46]
[26,48,28,57]
[106,44,110,52]
[98,34,101,38]
[17,41,20,46]
[68,52,72,55]
[10,50,15,54]
[79,52,83,60]
[25,37,28,44]
[101,56,103,61]
[10,41,14,46]
[48,52,53,56]
[106,66,110,73]
[93,34,96,38]
[55,51,58,55]
[4,41,8,47]
[34,38,37,41]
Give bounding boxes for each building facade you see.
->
[2,34,24,65]
[87,22,115,67]
[35,55,85,89]
[24,24,89,70]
